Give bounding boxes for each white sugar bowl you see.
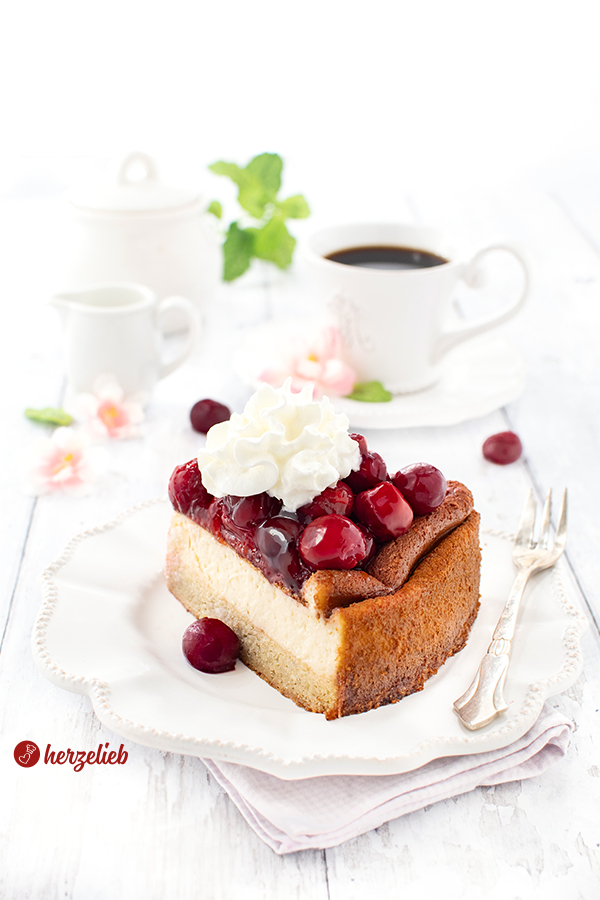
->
[62,153,221,326]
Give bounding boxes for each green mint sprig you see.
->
[345,381,393,403]
[208,153,310,282]
[25,407,73,426]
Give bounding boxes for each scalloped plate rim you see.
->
[32,499,588,779]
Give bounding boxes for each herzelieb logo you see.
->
[14,741,41,768]
[13,740,128,771]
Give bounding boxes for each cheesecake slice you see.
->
[166,483,480,719]
[165,382,481,719]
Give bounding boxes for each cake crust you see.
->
[165,486,481,719]
[367,481,474,589]
[334,510,481,718]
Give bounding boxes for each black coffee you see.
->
[325,245,448,270]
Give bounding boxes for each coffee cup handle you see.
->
[436,242,530,360]
[157,296,198,377]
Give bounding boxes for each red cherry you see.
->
[483,431,522,465]
[353,482,414,541]
[255,516,311,591]
[299,514,368,569]
[349,433,368,454]
[344,451,388,493]
[224,493,281,528]
[168,459,213,522]
[190,399,231,434]
[298,481,354,522]
[182,618,240,673]
[354,522,378,567]
[392,463,447,516]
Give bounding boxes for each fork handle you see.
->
[453,566,533,730]
[491,568,533,642]
[453,649,510,730]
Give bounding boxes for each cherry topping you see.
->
[182,618,240,673]
[354,522,377,568]
[344,450,388,493]
[190,399,231,434]
[298,481,354,522]
[168,459,213,523]
[483,431,523,465]
[349,432,368,454]
[392,463,447,516]
[299,514,368,569]
[255,516,311,591]
[224,493,281,528]
[353,482,414,541]
[204,498,227,537]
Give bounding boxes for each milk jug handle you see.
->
[157,296,197,377]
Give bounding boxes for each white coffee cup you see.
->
[50,282,197,396]
[304,223,530,393]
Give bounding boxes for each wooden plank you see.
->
[1,179,598,898]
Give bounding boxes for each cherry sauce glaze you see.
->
[169,434,447,595]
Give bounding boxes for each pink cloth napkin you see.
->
[203,705,572,854]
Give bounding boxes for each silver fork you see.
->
[453,488,567,731]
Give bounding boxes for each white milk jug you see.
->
[50,283,197,396]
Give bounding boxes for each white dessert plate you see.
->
[34,500,587,780]
[234,320,528,429]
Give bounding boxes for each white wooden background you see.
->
[0,151,598,899]
[1,3,600,889]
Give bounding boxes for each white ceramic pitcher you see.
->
[62,153,221,325]
[50,283,197,396]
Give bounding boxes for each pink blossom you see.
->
[70,376,145,439]
[26,427,96,497]
[259,326,356,398]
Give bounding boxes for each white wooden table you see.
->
[1,163,598,899]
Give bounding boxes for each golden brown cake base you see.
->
[165,504,481,719]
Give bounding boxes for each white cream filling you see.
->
[180,518,342,679]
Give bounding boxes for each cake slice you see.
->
[165,381,481,719]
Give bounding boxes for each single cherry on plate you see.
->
[354,481,414,541]
[392,463,447,516]
[299,514,368,569]
[182,618,240,673]
[190,399,231,434]
[483,431,522,465]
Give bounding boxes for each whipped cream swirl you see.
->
[197,380,361,511]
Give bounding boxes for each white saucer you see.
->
[234,321,527,429]
[34,500,586,780]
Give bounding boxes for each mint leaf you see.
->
[25,406,73,426]
[236,177,269,218]
[208,153,310,280]
[277,194,310,219]
[209,161,245,183]
[246,153,282,201]
[346,381,393,403]
[210,161,267,218]
[223,222,255,281]
[253,216,296,269]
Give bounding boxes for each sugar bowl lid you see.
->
[69,152,201,214]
